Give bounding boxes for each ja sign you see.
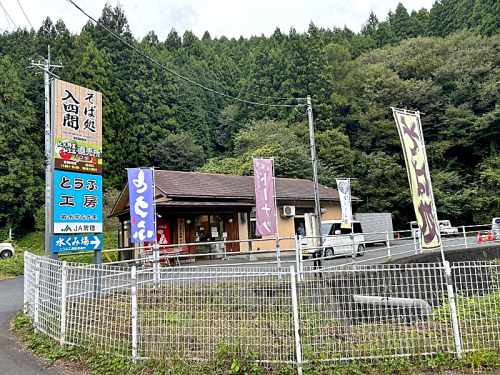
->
[53,170,103,233]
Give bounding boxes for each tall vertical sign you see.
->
[52,80,102,174]
[253,158,277,236]
[392,108,441,250]
[336,179,352,229]
[128,168,156,243]
[51,80,103,255]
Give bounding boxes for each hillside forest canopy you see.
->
[0,0,499,235]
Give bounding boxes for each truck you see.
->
[354,213,393,246]
[410,219,459,239]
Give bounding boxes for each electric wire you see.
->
[0,1,16,30]
[0,101,43,113]
[66,0,307,109]
[16,0,33,30]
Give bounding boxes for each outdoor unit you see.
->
[280,205,295,217]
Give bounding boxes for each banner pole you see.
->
[271,157,281,269]
[307,96,323,267]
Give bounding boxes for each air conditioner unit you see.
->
[280,205,295,217]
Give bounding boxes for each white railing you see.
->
[24,251,500,373]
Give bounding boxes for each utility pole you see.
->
[306,95,323,265]
[29,46,63,258]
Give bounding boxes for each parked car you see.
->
[438,220,459,237]
[492,217,500,240]
[301,220,365,259]
[0,243,14,259]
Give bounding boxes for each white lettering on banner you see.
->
[134,196,149,218]
[133,170,148,193]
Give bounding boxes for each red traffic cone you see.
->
[478,232,483,243]
[487,231,493,241]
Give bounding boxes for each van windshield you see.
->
[321,222,362,235]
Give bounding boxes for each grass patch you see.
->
[12,309,500,375]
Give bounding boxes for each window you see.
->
[250,220,262,239]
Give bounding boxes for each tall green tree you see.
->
[0,56,44,229]
[153,132,206,171]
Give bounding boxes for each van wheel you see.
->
[356,244,365,257]
[324,248,334,259]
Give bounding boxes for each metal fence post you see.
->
[34,260,40,331]
[153,242,160,285]
[131,266,138,362]
[386,231,391,259]
[295,236,302,282]
[290,266,303,375]
[443,261,462,358]
[60,261,67,346]
[462,226,468,249]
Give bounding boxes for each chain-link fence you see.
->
[24,252,500,372]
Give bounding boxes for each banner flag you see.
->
[336,179,352,229]
[128,168,155,243]
[253,158,277,236]
[392,108,441,249]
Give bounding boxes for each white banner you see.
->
[336,179,352,229]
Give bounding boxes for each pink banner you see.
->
[253,158,277,236]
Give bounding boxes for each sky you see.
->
[1,0,436,41]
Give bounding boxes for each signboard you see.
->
[128,168,155,243]
[53,234,102,253]
[392,108,441,250]
[53,170,103,233]
[145,221,171,250]
[253,158,277,236]
[52,79,102,174]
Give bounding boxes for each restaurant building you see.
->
[110,170,360,260]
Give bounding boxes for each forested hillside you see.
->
[0,0,499,233]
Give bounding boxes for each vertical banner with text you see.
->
[336,179,352,229]
[253,158,277,236]
[392,108,441,249]
[128,168,155,243]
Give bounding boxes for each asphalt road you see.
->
[0,276,81,375]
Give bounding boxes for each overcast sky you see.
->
[2,0,436,40]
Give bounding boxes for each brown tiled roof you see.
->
[154,170,353,202]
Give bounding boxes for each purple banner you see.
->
[253,158,277,236]
[128,168,155,243]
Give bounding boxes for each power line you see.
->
[16,0,33,30]
[0,101,43,113]
[66,0,307,109]
[0,1,16,30]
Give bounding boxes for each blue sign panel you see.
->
[53,170,103,233]
[53,234,103,253]
[127,168,155,243]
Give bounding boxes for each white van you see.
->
[301,220,365,259]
